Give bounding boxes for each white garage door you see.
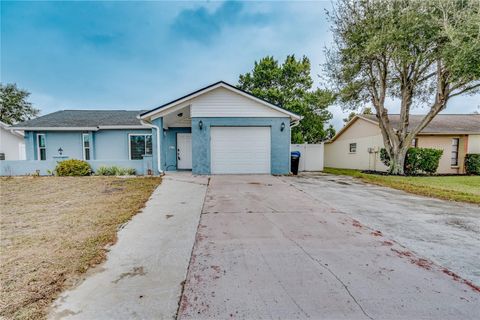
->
[211,127,271,174]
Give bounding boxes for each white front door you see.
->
[210,127,271,174]
[177,133,192,169]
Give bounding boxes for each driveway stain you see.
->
[112,266,146,284]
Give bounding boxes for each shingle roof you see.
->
[360,114,480,134]
[12,110,147,128]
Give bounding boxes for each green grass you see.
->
[323,167,480,204]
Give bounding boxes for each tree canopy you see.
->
[326,0,480,174]
[0,83,39,125]
[238,55,335,143]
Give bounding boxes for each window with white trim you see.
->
[451,138,459,166]
[129,134,152,160]
[82,133,91,160]
[349,143,357,153]
[37,134,46,160]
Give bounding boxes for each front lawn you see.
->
[0,176,161,319]
[323,168,480,204]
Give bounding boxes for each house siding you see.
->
[191,87,287,118]
[25,129,152,161]
[325,119,388,171]
[191,117,290,175]
[0,126,25,160]
[326,117,475,174]
[416,135,468,174]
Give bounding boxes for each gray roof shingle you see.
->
[12,110,147,128]
[360,114,480,134]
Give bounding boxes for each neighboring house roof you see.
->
[12,110,148,131]
[329,113,480,143]
[140,81,302,121]
[360,114,480,134]
[0,121,24,137]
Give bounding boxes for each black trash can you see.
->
[291,151,301,175]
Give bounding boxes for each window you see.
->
[129,134,152,160]
[82,133,91,160]
[349,143,357,153]
[37,134,46,160]
[411,138,417,148]
[451,138,459,166]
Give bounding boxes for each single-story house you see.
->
[9,81,301,175]
[0,121,26,160]
[325,114,480,174]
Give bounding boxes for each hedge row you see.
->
[380,147,443,175]
[465,154,480,175]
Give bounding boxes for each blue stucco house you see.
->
[7,81,301,175]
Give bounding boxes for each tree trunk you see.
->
[389,147,408,175]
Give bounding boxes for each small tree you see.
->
[343,107,373,123]
[0,83,39,125]
[238,55,336,143]
[326,0,480,174]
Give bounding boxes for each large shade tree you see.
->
[326,0,480,174]
[238,55,335,143]
[0,83,39,125]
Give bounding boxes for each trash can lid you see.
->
[291,151,301,157]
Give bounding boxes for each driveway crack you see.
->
[263,213,374,320]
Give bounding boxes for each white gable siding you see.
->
[191,87,286,118]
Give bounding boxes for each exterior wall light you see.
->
[199,120,203,130]
[58,147,63,155]
[280,122,285,132]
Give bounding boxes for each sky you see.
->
[1,0,479,130]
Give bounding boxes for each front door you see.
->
[177,133,192,170]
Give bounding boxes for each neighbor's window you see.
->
[82,133,91,160]
[37,134,46,160]
[129,134,152,160]
[451,138,459,166]
[349,143,357,153]
[411,138,417,148]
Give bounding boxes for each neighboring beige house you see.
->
[0,121,26,160]
[325,114,480,174]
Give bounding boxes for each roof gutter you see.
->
[139,118,164,175]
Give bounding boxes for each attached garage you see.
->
[139,81,301,175]
[210,127,271,174]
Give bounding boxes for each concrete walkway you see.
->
[178,175,480,320]
[49,174,209,320]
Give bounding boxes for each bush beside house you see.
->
[55,159,92,176]
[380,148,443,175]
[95,166,136,176]
[464,154,480,175]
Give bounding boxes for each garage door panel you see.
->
[211,127,271,174]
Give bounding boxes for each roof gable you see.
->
[140,81,301,120]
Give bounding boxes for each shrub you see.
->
[464,154,480,175]
[55,159,92,176]
[95,166,136,176]
[380,147,443,175]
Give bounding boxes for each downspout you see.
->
[139,118,164,175]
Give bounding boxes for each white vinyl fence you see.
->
[290,143,324,172]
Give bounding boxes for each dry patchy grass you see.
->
[0,176,161,319]
[323,167,480,204]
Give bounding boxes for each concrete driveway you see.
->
[284,173,480,285]
[178,175,480,319]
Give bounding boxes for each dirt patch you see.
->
[371,230,383,237]
[352,220,362,228]
[0,176,161,319]
[391,248,413,257]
